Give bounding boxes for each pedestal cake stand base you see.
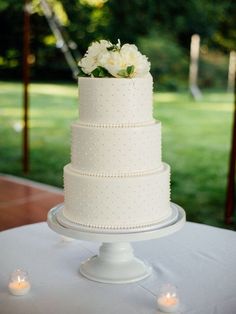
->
[47,203,185,284]
[80,242,152,284]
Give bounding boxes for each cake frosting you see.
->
[62,74,172,229]
[71,121,161,174]
[64,163,170,228]
[78,76,153,124]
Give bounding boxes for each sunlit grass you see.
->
[30,84,77,96]
[154,90,233,228]
[0,81,234,229]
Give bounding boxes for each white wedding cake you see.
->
[62,40,172,230]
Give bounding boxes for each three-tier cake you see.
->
[62,40,172,230]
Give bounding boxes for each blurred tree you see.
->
[138,31,188,91]
[211,0,236,52]
[0,0,234,84]
[105,0,234,49]
[104,0,156,43]
[0,1,24,78]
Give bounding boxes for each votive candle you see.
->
[157,284,180,313]
[8,269,31,296]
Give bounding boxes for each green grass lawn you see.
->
[0,81,234,229]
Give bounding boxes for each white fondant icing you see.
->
[71,121,162,174]
[78,75,153,124]
[63,73,172,229]
[63,163,171,229]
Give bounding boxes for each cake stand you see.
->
[47,203,185,284]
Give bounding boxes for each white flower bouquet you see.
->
[78,40,150,78]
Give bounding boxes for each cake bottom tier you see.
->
[63,163,172,229]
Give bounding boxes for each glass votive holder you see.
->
[157,283,180,313]
[8,269,31,296]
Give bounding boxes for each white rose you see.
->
[98,50,124,77]
[87,40,111,57]
[79,40,111,74]
[120,44,150,77]
[79,40,150,78]
[79,55,97,74]
[133,53,150,77]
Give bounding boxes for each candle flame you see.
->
[16,275,25,283]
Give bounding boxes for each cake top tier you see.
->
[78,40,150,79]
[78,40,154,125]
[78,75,154,125]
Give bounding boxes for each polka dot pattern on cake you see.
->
[63,75,172,229]
[71,121,162,174]
[79,75,153,124]
[63,163,171,229]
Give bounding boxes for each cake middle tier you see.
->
[71,121,162,175]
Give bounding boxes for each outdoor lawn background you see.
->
[0,1,235,228]
[0,81,233,228]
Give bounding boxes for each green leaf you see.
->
[107,43,121,52]
[127,65,135,76]
[91,66,112,78]
[117,69,128,77]
[77,66,88,77]
[107,45,116,51]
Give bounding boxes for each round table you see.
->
[0,222,236,314]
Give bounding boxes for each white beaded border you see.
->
[69,220,164,230]
[69,166,164,178]
[76,120,157,128]
[61,209,173,231]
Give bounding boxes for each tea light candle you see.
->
[157,284,180,313]
[8,269,31,296]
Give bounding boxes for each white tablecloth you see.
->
[0,222,236,314]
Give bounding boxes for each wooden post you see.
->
[227,51,236,93]
[189,34,202,100]
[225,73,236,224]
[22,0,31,174]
